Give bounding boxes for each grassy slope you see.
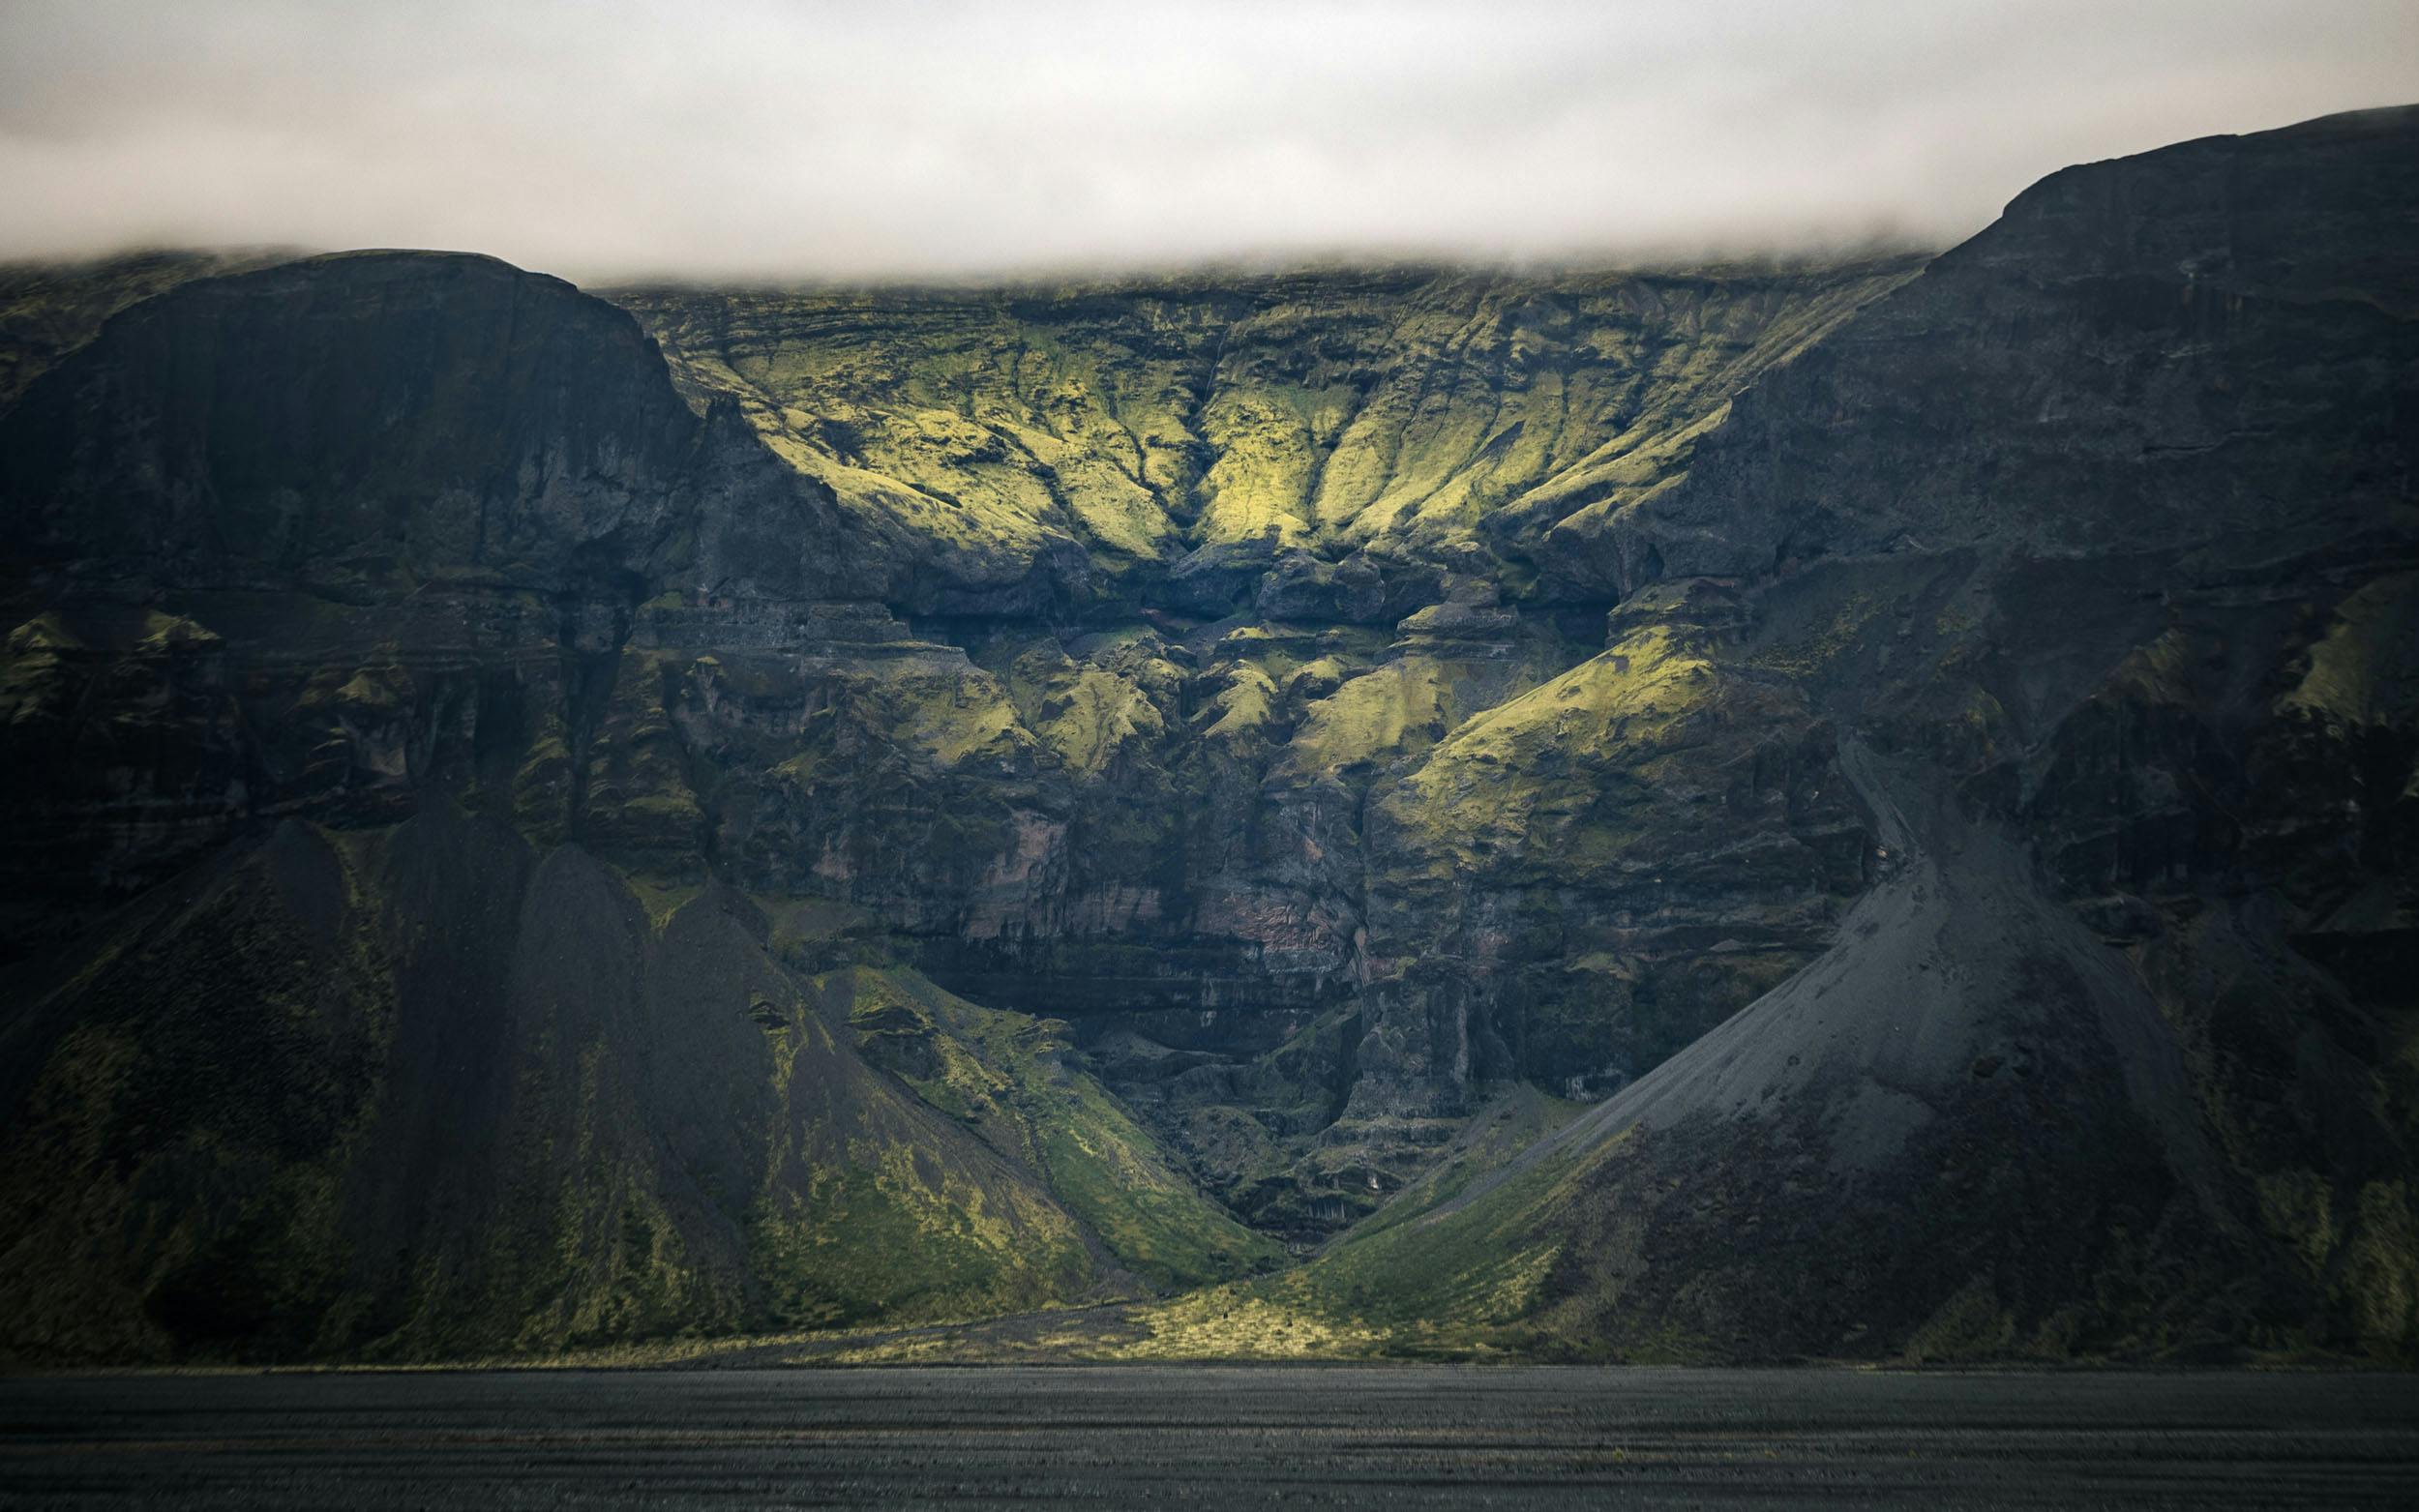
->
[842,966,1285,1290]
[800,1085,1600,1365]
[605,262,1918,597]
[0,811,1284,1363]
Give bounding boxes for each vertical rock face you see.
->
[597,265,1919,1231]
[2,106,2416,1363]
[1275,106,2419,1363]
[0,253,1249,1362]
[1605,105,2419,584]
[3,253,705,586]
[0,252,869,947]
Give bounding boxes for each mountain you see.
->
[0,106,2412,1365]
[1079,104,2419,1364]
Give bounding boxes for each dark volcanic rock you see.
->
[1297,107,2419,1363]
[3,108,2416,1363]
[0,252,859,945]
[0,807,1112,1363]
[1596,107,2419,587]
[2,252,703,592]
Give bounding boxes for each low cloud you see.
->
[2,0,2413,282]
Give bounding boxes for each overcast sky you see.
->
[2,1,2413,283]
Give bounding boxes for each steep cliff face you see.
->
[4,252,707,588]
[0,252,847,958]
[1130,106,2419,1364]
[598,264,1911,1230]
[0,252,1285,1362]
[0,250,296,413]
[2,107,2414,1364]
[0,806,1273,1362]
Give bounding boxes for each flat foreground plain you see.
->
[2,1366,2414,1509]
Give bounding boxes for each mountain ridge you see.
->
[1,104,2413,1364]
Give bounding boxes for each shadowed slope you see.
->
[2,108,2416,1366]
[1176,106,2419,1363]
[802,106,2419,1366]
[0,807,1242,1362]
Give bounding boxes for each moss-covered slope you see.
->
[609,261,1915,614]
[3,107,2416,1366]
[0,805,1282,1364]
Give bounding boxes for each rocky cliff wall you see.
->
[1,106,2413,1361]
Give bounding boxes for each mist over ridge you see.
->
[3,0,2415,282]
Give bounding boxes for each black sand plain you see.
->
[3,1365,2414,1509]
